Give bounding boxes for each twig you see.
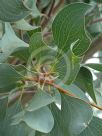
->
[83,35,102,63]
[90,18,102,25]
[25,76,102,110]
[41,0,55,29]
[19,30,23,40]
[52,0,65,14]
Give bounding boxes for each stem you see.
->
[41,0,55,29]
[25,76,102,110]
[90,18,102,24]
[82,35,102,63]
[52,0,65,14]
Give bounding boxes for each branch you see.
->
[83,35,102,63]
[90,18,102,25]
[41,0,55,29]
[52,0,65,14]
[25,76,102,111]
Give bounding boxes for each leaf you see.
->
[39,0,51,9]
[13,106,54,133]
[54,47,82,84]
[12,64,27,76]
[29,32,56,65]
[52,3,91,56]
[60,94,93,136]
[79,117,102,136]
[25,89,61,111]
[0,22,3,38]
[0,97,8,120]
[0,0,31,22]
[0,101,31,136]
[14,19,40,31]
[75,67,97,103]
[47,104,64,136]
[0,23,29,62]
[95,91,102,107]
[12,47,30,62]
[0,63,23,91]
[29,32,46,53]
[35,95,93,136]
[26,0,41,18]
[43,95,93,136]
[85,63,102,72]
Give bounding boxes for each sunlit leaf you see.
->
[85,63,102,72]
[14,19,40,31]
[52,3,91,56]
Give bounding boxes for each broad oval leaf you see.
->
[13,106,54,133]
[54,48,82,84]
[26,0,41,18]
[25,89,61,111]
[52,3,91,56]
[85,63,102,72]
[79,117,102,136]
[0,63,23,91]
[60,94,93,135]
[14,19,40,31]
[29,32,46,53]
[0,23,28,62]
[75,67,97,103]
[29,32,56,65]
[0,101,30,136]
[43,98,93,136]
[0,0,31,22]
[0,97,8,120]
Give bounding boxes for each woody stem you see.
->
[25,76,102,111]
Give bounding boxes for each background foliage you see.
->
[0,0,102,136]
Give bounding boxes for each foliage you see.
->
[0,0,102,136]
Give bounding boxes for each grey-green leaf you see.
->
[0,63,23,90]
[0,23,28,62]
[44,96,93,136]
[0,101,31,136]
[0,97,8,120]
[0,0,31,22]
[60,94,93,136]
[79,117,102,136]
[29,32,56,64]
[75,67,97,103]
[14,19,39,31]
[26,0,41,18]
[29,32,46,53]
[54,48,82,84]
[13,107,54,133]
[25,89,61,111]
